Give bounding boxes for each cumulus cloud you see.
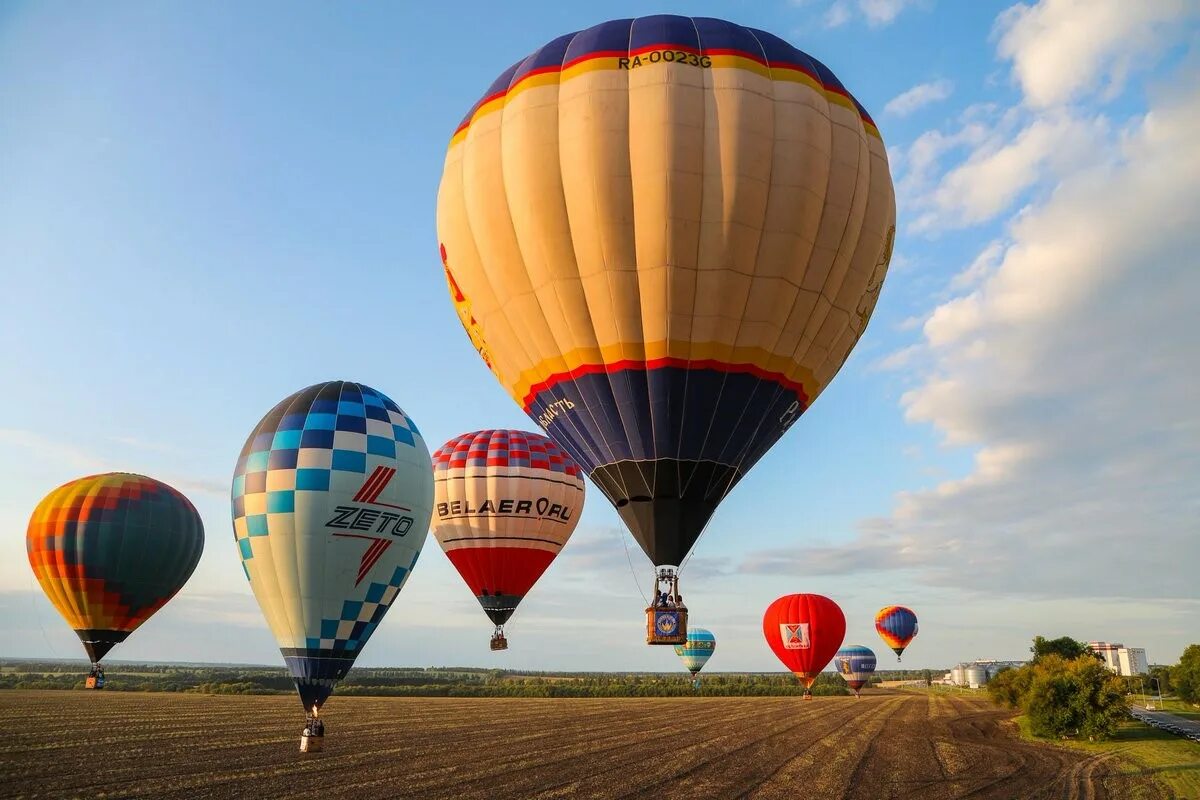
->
[912,111,1110,231]
[995,0,1198,107]
[824,1,853,28]
[885,79,954,116]
[742,76,1200,600]
[824,0,921,28]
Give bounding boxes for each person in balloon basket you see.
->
[304,706,324,738]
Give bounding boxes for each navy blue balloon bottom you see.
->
[527,365,805,566]
[281,648,358,710]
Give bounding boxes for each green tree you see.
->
[1173,644,1200,703]
[988,665,1033,709]
[1031,636,1097,663]
[1024,655,1126,740]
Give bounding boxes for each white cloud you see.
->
[822,0,920,28]
[949,240,1004,291]
[824,1,853,28]
[742,75,1200,601]
[995,0,1197,107]
[870,344,922,372]
[859,0,919,26]
[885,79,954,116]
[912,111,1110,231]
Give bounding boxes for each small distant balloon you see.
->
[232,381,433,711]
[27,473,204,665]
[834,645,877,697]
[875,606,918,661]
[763,594,846,696]
[675,627,716,688]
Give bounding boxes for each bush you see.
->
[988,644,1127,741]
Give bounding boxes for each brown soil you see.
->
[0,690,1169,799]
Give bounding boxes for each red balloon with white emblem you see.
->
[762,594,847,697]
[431,430,585,650]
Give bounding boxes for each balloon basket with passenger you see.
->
[490,625,508,651]
[84,664,106,690]
[646,567,688,645]
[300,704,325,753]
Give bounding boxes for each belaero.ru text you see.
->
[437,497,574,522]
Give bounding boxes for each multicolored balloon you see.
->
[431,430,584,647]
[232,381,433,711]
[675,627,716,688]
[762,594,846,695]
[437,15,896,583]
[834,645,877,697]
[26,473,204,664]
[875,605,918,661]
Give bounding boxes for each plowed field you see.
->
[0,690,1168,799]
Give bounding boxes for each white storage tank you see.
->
[965,665,988,688]
[952,665,967,686]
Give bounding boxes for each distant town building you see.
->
[1088,642,1148,676]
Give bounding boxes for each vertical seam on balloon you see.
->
[77,476,106,631]
[685,24,781,510]
[451,84,547,451]
[790,58,867,385]
[549,21,639,508]
[666,15,708,527]
[282,384,318,655]
[45,482,81,630]
[682,26,786,571]
[603,14,656,507]
[806,96,873,385]
[703,28,790,489]
[814,114,892,384]
[609,16,654,508]
[567,18,641,505]
[710,42,841,514]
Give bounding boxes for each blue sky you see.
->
[2,0,1197,674]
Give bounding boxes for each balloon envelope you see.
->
[875,606,918,660]
[762,594,846,688]
[431,429,584,627]
[232,381,433,709]
[674,627,717,675]
[834,645,877,694]
[437,15,896,570]
[27,473,204,663]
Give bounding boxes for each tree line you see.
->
[0,661,921,697]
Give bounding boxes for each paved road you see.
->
[1131,705,1200,739]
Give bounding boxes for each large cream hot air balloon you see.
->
[437,15,895,641]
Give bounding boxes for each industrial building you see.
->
[1088,642,1149,676]
[943,660,1026,688]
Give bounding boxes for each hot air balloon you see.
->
[232,381,433,728]
[27,473,204,687]
[437,15,896,642]
[763,594,846,699]
[875,605,918,661]
[674,627,716,689]
[834,645,877,697]
[431,429,585,650]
